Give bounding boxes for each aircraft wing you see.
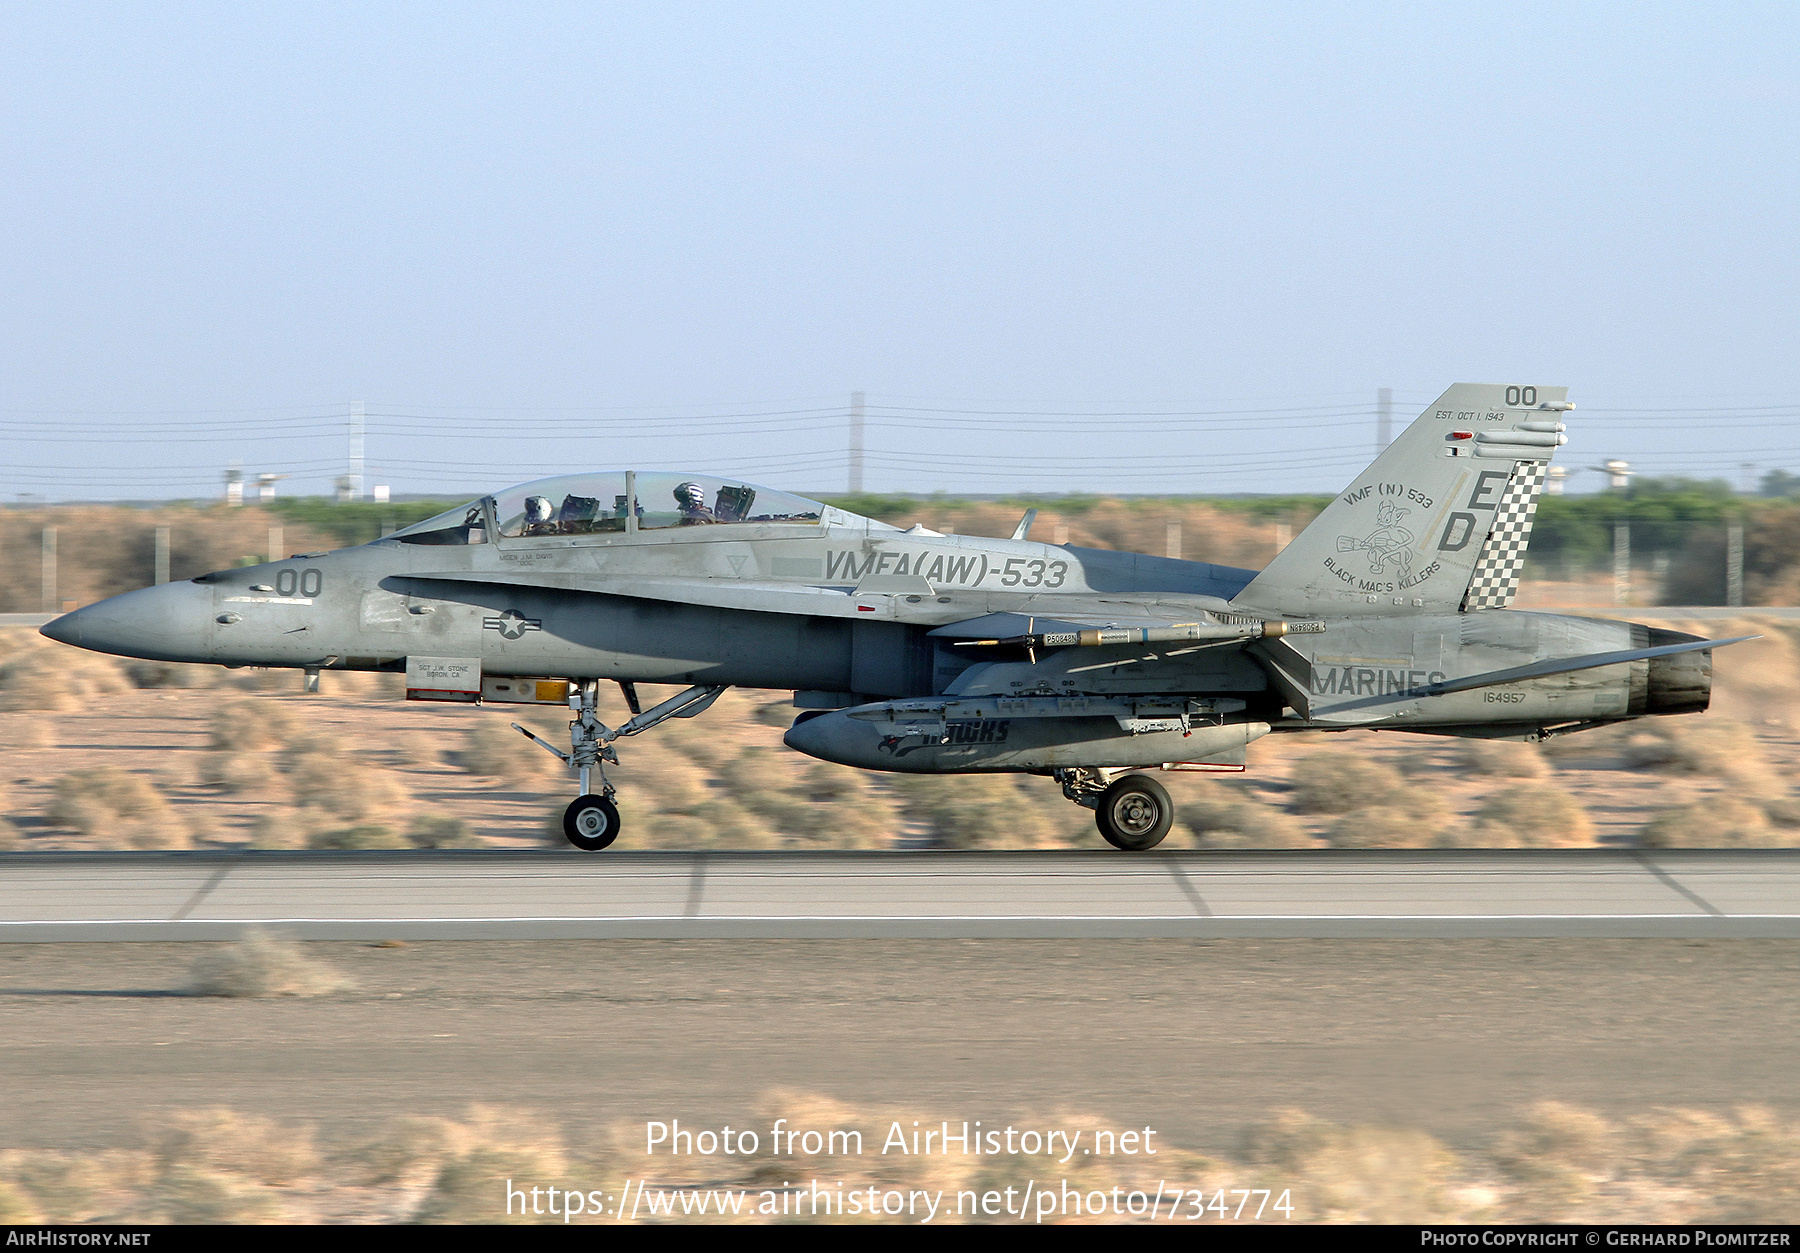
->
[399,570,891,621]
[400,571,1237,629]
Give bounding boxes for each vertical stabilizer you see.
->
[1232,383,1569,616]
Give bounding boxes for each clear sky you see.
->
[2,2,1796,501]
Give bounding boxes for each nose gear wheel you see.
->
[563,794,620,851]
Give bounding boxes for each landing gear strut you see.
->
[513,680,728,851]
[1055,768,1175,851]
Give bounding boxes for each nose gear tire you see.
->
[563,794,621,851]
[1095,774,1173,851]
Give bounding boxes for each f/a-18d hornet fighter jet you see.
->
[43,384,1750,851]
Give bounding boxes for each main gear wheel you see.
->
[1094,774,1174,851]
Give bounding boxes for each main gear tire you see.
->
[1095,774,1174,851]
[563,794,621,851]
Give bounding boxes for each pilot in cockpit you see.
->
[673,481,716,525]
[523,495,555,535]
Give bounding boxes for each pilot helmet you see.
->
[674,481,706,509]
[524,496,553,523]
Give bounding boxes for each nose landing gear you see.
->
[513,679,728,851]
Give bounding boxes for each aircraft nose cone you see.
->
[39,581,215,663]
[36,611,80,647]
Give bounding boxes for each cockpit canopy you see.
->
[387,501,487,545]
[388,473,825,545]
[497,473,824,536]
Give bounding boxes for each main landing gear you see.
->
[1054,768,1176,851]
[513,680,729,851]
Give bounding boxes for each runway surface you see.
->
[6,848,1799,940]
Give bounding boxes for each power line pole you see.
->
[1613,521,1631,607]
[1377,387,1392,453]
[848,391,865,495]
[348,401,365,501]
[41,526,56,613]
[1727,517,1745,607]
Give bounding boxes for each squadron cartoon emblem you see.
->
[1336,499,1414,577]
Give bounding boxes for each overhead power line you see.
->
[9,389,1800,502]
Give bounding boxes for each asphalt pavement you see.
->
[5,847,1798,939]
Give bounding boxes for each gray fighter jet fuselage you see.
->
[41,387,1749,850]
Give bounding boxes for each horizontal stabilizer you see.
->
[1314,634,1756,721]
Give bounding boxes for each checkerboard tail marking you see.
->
[1460,462,1547,612]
